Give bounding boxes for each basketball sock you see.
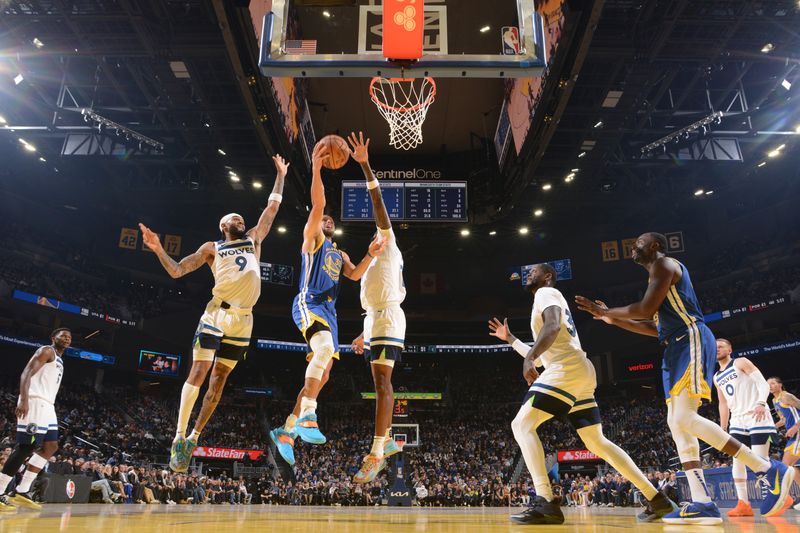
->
[686,468,712,503]
[176,383,200,439]
[732,446,771,474]
[370,436,386,458]
[15,470,38,494]
[300,397,317,417]
[576,424,658,501]
[0,473,11,494]
[732,457,748,501]
[188,429,201,442]
[511,403,554,502]
[284,414,298,432]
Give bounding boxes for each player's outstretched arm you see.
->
[735,358,770,421]
[348,131,390,230]
[302,144,329,253]
[489,307,561,384]
[139,223,213,279]
[248,155,288,244]
[341,235,387,281]
[16,346,56,419]
[573,297,658,337]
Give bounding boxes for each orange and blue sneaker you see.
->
[270,427,297,465]
[662,501,722,525]
[353,454,384,484]
[758,459,794,517]
[728,499,754,517]
[383,438,402,459]
[295,413,326,445]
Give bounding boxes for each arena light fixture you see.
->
[757,161,767,167]
[570,168,579,172]
[80,108,164,151]
[542,183,552,191]
[782,79,792,91]
[229,175,240,182]
[252,181,263,189]
[460,229,470,236]
[640,111,723,155]
[217,148,226,156]
[761,43,774,53]
[694,189,704,196]
[32,37,44,48]
[479,26,491,33]
[519,227,529,235]
[277,226,287,233]
[534,209,543,217]
[796,124,800,133]
[593,121,603,128]
[322,10,331,18]
[334,228,343,236]
[767,149,781,158]
[38,157,46,162]
[564,173,575,183]
[705,190,714,195]
[0,115,6,125]
[577,151,586,158]
[13,74,23,85]
[489,230,497,236]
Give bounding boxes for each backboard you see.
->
[259,0,546,78]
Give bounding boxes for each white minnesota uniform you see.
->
[195,236,261,363]
[361,227,406,352]
[526,288,598,412]
[713,361,776,439]
[17,347,63,443]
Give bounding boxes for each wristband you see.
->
[366,179,379,190]
[511,339,530,358]
[269,193,283,203]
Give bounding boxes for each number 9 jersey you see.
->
[212,237,261,309]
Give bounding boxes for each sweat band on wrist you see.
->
[269,193,283,203]
[512,339,530,358]
[366,179,379,190]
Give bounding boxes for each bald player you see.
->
[140,154,288,473]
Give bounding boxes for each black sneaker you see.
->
[637,491,677,522]
[510,496,565,525]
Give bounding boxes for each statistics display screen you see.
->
[341,181,467,222]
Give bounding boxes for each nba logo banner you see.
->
[502,26,522,55]
[383,0,424,60]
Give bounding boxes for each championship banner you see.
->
[601,241,619,262]
[192,446,264,461]
[621,238,636,259]
[118,227,138,250]
[164,234,182,256]
[383,0,424,60]
[557,450,601,462]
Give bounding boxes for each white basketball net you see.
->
[370,77,436,151]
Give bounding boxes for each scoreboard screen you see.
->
[341,181,467,222]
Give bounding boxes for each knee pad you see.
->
[2,443,35,475]
[306,331,334,381]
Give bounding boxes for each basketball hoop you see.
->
[369,77,436,150]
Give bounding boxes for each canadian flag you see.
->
[419,273,440,295]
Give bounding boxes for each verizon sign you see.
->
[192,446,264,461]
[557,450,602,462]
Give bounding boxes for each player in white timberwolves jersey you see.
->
[714,338,777,517]
[140,155,287,473]
[0,328,70,511]
[488,265,675,525]
[346,132,406,483]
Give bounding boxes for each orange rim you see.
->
[369,77,437,113]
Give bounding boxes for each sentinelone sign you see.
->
[374,168,442,180]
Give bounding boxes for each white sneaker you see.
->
[793,500,800,511]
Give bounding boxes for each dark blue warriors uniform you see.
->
[291,239,342,360]
[656,259,716,402]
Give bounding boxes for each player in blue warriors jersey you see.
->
[576,232,794,522]
[140,155,288,473]
[768,376,800,511]
[271,142,385,466]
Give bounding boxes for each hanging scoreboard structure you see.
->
[341,181,467,222]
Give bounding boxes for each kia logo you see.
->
[389,491,409,497]
[66,479,76,499]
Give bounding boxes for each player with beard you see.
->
[140,154,288,473]
[488,264,675,525]
[0,328,70,511]
[271,143,385,465]
[576,232,794,522]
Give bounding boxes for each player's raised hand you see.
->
[351,334,365,355]
[751,404,767,422]
[272,154,289,176]
[575,296,610,322]
[138,223,162,252]
[312,143,330,171]
[367,234,387,258]
[488,317,511,342]
[346,131,371,164]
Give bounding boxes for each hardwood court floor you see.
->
[0,504,798,532]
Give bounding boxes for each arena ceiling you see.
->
[0,0,798,241]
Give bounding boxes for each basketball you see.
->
[317,134,350,170]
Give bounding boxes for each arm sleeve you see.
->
[750,369,770,404]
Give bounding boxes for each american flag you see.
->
[284,40,317,55]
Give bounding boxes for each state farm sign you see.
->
[557,450,601,462]
[192,446,264,461]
